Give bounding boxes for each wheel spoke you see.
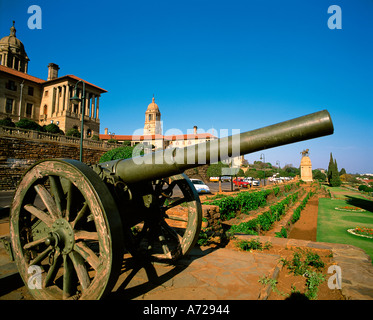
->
[65,180,74,222]
[23,204,53,227]
[71,202,89,229]
[29,246,53,266]
[74,231,98,241]
[69,251,91,290]
[165,197,186,210]
[74,242,100,271]
[23,236,48,250]
[34,184,61,220]
[161,220,183,242]
[49,176,66,215]
[63,254,75,299]
[164,214,188,222]
[44,249,62,288]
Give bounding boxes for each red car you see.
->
[233,178,249,188]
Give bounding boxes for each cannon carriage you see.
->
[9,110,334,299]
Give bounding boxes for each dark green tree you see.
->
[327,153,334,183]
[206,161,229,178]
[329,155,342,187]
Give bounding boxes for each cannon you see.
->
[9,109,333,299]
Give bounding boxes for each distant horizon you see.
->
[0,0,372,173]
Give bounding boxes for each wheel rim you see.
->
[131,173,202,261]
[10,159,123,300]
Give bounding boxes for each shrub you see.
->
[44,123,61,134]
[15,118,42,131]
[0,117,15,127]
[66,127,80,137]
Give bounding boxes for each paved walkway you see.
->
[108,247,280,300]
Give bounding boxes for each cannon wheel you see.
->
[10,159,124,300]
[131,173,202,261]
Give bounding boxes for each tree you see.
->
[206,162,229,178]
[328,154,342,187]
[313,169,326,182]
[327,153,334,183]
[339,168,346,176]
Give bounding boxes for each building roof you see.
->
[44,74,107,93]
[99,132,216,141]
[0,65,107,94]
[145,96,160,112]
[0,65,45,84]
[165,133,215,140]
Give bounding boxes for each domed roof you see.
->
[146,96,160,113]
[300,156,312,166]
[0,21,29,60]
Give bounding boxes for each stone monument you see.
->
[300,149,313,182]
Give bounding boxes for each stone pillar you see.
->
[95,96,100,119]
[85,93,90,117]
[56,86,60,115]
[62,85,66,112]
[91,95,95,118]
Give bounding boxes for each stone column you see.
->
[56,86,60,115]
[91,95,95,118]
[85,93,90,117]
[95,96,100,119]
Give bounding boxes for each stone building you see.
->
[144,96,162,135]
[100,96,244,167]
[0,22,106,137]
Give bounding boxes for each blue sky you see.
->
[1,0,372,173]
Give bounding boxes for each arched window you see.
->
[43,105,48,115]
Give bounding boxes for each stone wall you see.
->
[201,205,224,242]
[0,136,108,190]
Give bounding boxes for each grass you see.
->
[317,187,373,264]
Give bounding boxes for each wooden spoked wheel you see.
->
[131,173,202,261]
[10,159,124,300]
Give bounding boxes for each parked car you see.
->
[233,178,249,188]
[243,177,259,186]
[191,179,211,194]
[209,177,219,182]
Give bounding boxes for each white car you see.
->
[190,179,211,194]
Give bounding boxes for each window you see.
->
[44,90,48,97]
[26,103,33,116]
[6,98,13,113]
[5,80,16,91]
[28,86,34,96]
[43,105,48,115]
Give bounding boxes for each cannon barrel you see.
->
[100,109,333,184]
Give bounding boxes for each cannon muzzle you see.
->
[100,109,333,184]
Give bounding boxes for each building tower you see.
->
[300,149,313,182]
[144,95,162,135]
[0,21,30,73]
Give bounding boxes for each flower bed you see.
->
[347,227,373,239]
[335,206,366,212]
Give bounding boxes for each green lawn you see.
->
[317,188,373,263]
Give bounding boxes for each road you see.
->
[0,181,273,209]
